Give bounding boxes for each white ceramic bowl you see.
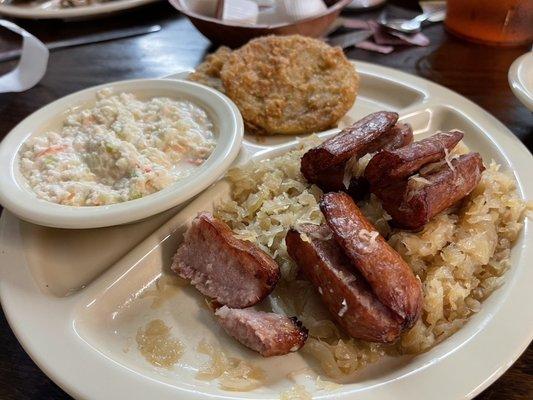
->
[0,78,243,229]
[508,51,533,111]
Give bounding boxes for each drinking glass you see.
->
[445,0,533,46]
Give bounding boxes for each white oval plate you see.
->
[509,51,533,111]
[0,61,532,400]
[0,78,243,229]
[0,0,158,20]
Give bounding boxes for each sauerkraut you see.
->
[196,339,265,391]
[280,384,312,400]
[215,138,527,378]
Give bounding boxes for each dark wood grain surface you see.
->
[0,1,531,399]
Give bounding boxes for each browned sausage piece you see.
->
[346,123,414,200]
[381,123,414,151]
[347,176,371,201]
[309,163,346,193]
[364,130,464,187]
[376,153,485,230]
[306,122,413,194]
[320,192,423,328]
[286,224,403,343]
[171,212,280,308]
[301,111,398,181]
[215,306,308,357]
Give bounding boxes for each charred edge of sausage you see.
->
[206,299,224,312]
[289,316,309,340]
[307,163,346,193]
[347,176,370,201]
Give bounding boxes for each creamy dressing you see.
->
[19,89,216,206]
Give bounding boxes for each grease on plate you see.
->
[280,384,312,400]
[136,319,183,368]
[140,274,187,309]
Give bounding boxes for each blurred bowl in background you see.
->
[508,52,533,111]
[169,0,352,48]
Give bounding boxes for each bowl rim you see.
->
[170,0,352,29]
[508,52,533,112]
[0,78,244,229]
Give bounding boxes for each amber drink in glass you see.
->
[445,0,533,46]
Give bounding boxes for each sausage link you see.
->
[304,121,411,194]
[376,153,485,230]
[347,123,414,200]
[364,130,464,187]
[320,192,423,328]
[286,224,403,342]
[301,111,398,181]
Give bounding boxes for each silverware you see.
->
[328,30,373,49]
[377,9,445,34]
[0,24,161,63]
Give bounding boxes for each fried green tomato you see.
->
[220,35,359,136]
[189,46,232,93]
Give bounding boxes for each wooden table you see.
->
[0,2,531,399]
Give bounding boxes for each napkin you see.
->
[217,0,259,25]
[338,18,430,54]
[0,20,49,93]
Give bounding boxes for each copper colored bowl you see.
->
[169,0,352,48]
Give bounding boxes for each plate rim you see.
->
[0,60,532,400]
[0,0,159,19]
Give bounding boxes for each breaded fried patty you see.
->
[220,35,359,135]
[188,46,232,93]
